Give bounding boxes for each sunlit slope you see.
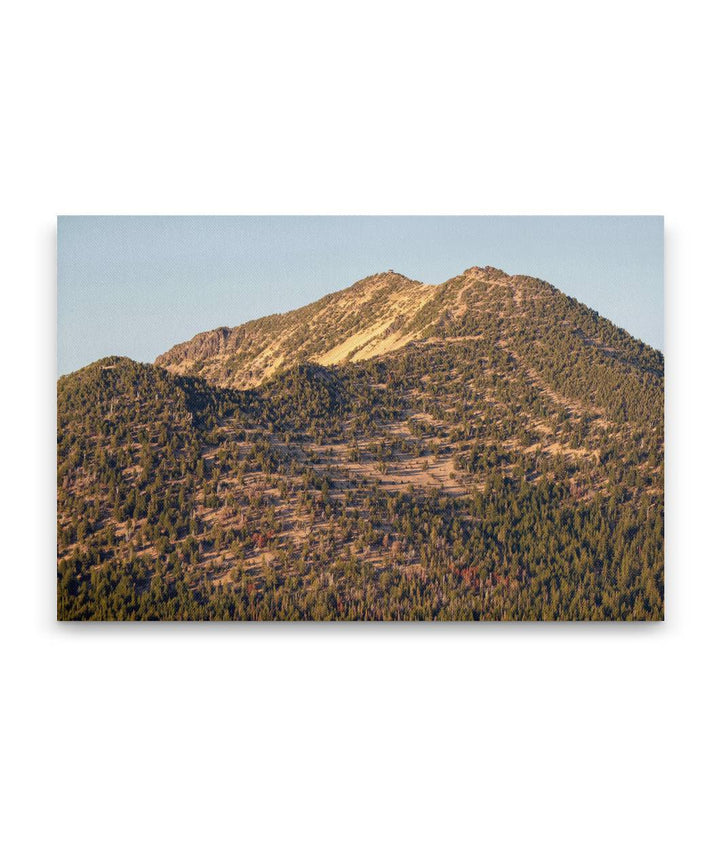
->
[155,267,662,412]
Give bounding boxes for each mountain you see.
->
[58,267,664,620]
[155,270,434,388]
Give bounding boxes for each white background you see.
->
[2,1,718,854]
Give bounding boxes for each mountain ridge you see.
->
[154,266,661,393]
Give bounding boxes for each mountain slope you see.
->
[155,271,434,388]
[58,267,664,620]
[155,266,663,405]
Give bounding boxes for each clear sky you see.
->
[58,215,664,376]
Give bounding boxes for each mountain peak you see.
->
[155,266,662,390]
[463,265,509,278]
[351,270,419,290]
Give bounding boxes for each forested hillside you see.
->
[58,267,664,620]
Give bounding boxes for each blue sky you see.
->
[58,216,663,376]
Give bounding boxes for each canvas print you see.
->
[57,216,664,621]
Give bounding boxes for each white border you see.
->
[3,2,717,854]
